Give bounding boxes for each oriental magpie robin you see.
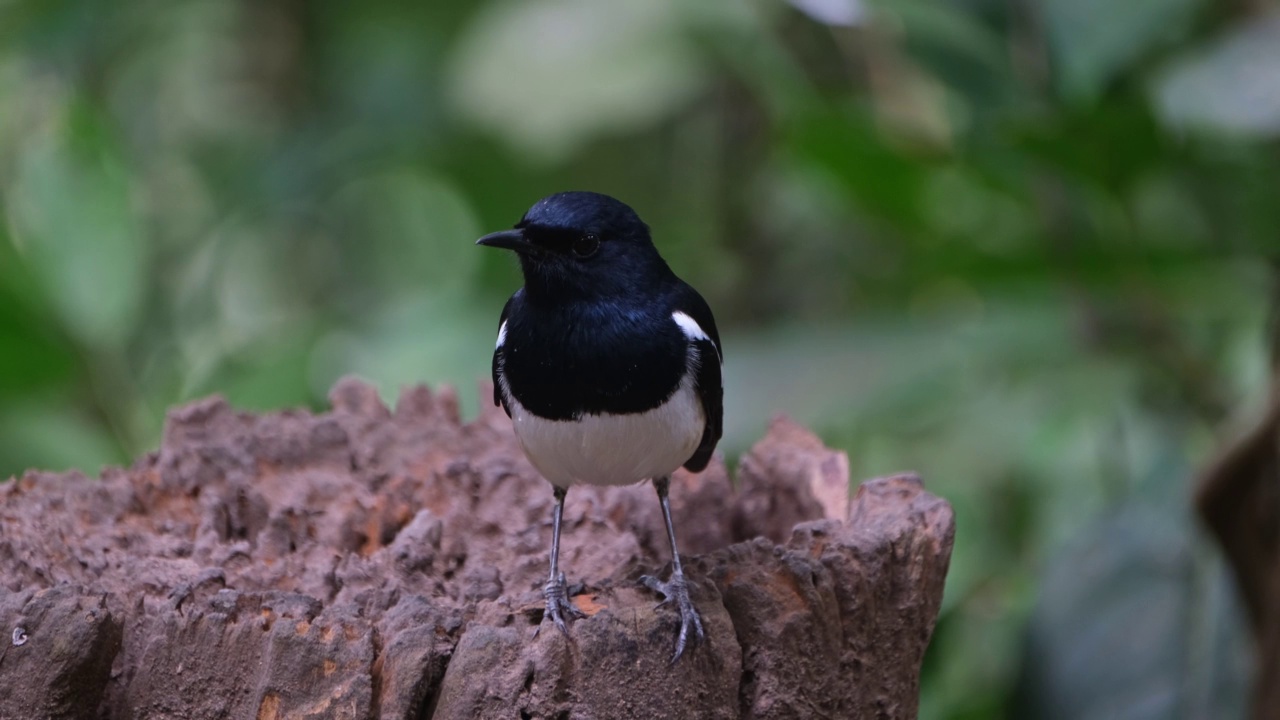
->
[477,191,723,661]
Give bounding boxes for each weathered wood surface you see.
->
[0,378,954,719]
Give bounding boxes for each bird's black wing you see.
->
[492,294,517,417]
[673,283,723,473]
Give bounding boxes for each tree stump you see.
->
[0,378,954,719]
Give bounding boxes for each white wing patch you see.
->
[672,311,709,342]
[495,321,508,349]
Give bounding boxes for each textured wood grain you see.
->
[0,378,953,719]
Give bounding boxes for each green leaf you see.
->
[1038,0,1202,101]
[1011,98,1165,193]
[0,400,123,478]
[329,170,481,296]
[787,107,933,232]
[6,100,147,350]
[448,0,708,160]
[873,0,1015,109]
[211,346,317,413]
[0,218,78,398]
[0,287,77,398]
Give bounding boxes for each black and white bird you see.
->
[477,191,723,661]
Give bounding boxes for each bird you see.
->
[476,191,723,661]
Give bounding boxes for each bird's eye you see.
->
[572,233,600,258]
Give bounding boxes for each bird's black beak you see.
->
[475,228,528,252]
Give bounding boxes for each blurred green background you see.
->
[1,0,1274,716]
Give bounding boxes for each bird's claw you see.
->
[537,572,584,638]
[640,572,705,662]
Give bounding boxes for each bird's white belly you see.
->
[508,377,704,488]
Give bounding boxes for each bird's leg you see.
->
[540,485,584,636]
[640,476,705,662]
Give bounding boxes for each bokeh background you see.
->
[2,0,1275,716]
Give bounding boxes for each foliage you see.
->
[1,0,1275,715]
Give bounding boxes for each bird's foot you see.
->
[640,570,705,662]
[537,572,585,637]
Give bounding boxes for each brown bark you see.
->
[0,378,954,719]
[1196,389,1280,720]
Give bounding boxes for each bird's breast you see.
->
[504,371,704,488]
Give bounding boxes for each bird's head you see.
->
[476,191,672,301]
